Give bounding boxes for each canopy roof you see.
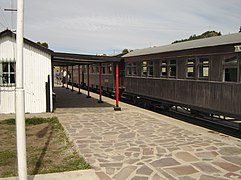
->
[52,52,121,66]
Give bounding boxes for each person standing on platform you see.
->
[56,70,60,85]
[62,69,67,85]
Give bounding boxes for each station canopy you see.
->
[52,52,121,66]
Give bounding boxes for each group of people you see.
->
[55,69,71,85]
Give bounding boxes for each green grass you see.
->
[0,116,91,178]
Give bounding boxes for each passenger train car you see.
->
[122,33,241,120]
[70,33,241,121]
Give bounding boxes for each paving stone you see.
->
[54,88,241,180]
[222,156,241,166]
[152,173,164,180]
[224,172,241,179]
[111,155,125,161]
[113,166,137,180]
[192,162,220,174]
[136,165,153,176]
[143,148,154,155]
[127,147,141,152]
[156,147,167,154]
[218,146,241,156]
[151,158,180,167]
[165,165,198,176]
[99,162,123,168]
[199,174,228,180]
[175,152,199,162]
[118,132,136,138]
[131,176,149,180]
[205,146,218,151]
[179,176,196,180]
[95,171,112,180]
[213,161,241,172]
[195,151,219,159]
[106,167,115,175]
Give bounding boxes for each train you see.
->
[66,32,241,122]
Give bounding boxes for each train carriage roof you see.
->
[123,32,241,58]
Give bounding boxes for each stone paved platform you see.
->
[54,86,241,180]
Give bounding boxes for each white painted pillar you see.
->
[15,0,27,179]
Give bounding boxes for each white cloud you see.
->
[1,0,241,54]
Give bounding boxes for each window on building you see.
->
[187,58,195,78]
[223,56,238,82]
[0,62,15,86]
[142,61,148,76]
[198,58,209,78]
[169,60,176,77]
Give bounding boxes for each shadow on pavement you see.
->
[54,87,113,109]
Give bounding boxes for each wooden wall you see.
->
[124,77,241,118]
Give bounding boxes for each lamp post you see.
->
[15,0,27,179]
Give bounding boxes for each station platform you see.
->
[1,85,241,180]
[53,85,241,180]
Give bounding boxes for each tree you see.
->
[37,42,49,48]
[122,49,130,54]
[172,31,222,44]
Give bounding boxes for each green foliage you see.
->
[172,31,222,44]
[0,117,58,126]
[0,118,15,125]
[122,48,129,54]
[37,42,49,48]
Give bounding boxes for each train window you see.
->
[142,61,148,76]
[127,63,137,76]
[160,60,167,77]
[169,60,176,77]
[91,65,95,73]
[107,64,112,74]
[132,63,137,75]
[83,65,87,73]
[0,62,16,86]
[198,58,209,78]
[147,61,154,77]
[223,56,238,82]
[102,65,106,74]
[224,68,237,82]
[96,65,100,73]
[187,59,195,78]
[127,63,132,76]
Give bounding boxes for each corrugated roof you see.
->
[123,33,241,58]
[0,29,53,55]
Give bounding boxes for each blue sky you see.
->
[0,0,241,55]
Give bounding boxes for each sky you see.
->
[0,0,241,55]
